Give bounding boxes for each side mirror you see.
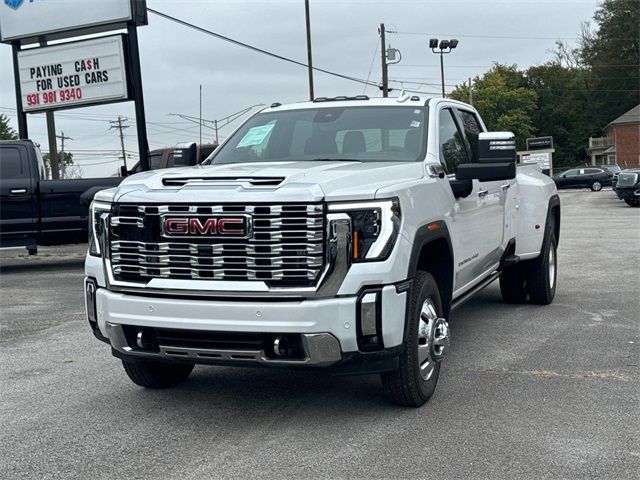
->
[119,165,128,177]
[456,132,516,182]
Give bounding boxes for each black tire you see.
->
[590,180,603,191]
[624,199,639,207]
[381,271,444,407]
[121,359,194,388]
[499,264,528,303]
[526,226,557,305]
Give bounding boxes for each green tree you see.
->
[0,114,17,140]
[43,152,74,179]
[450,64,537,149]
[525,63,597,168]
[580,0,640,127]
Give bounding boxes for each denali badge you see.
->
[161,216,251,238]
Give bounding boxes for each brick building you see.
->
[588,104,640,168]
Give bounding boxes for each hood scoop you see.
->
[162,176,285,188]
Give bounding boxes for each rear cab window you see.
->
[0,146,28,179]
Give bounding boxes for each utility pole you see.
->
[305,0,315,100]
[468,77,473,105]
[55,131,72,179]
[110,116,130,170]
[39,40,59,180]
[46,112,59,179]
[380,23,388,97]
[199,85,203,146]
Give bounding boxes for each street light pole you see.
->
[429,38,459,98]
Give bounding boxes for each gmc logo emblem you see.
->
[161,216,251,238]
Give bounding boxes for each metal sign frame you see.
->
[0,0,148,45]
[8,2,150,171]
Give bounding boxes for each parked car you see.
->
[85,95,560,407]
[614,168,640,207]
[602,164,621,173]
[123,142,218,175]
[0,140,122,254]
[554,167,612,191]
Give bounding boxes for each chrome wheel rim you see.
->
[417,298,451,381]
[548,244,556,289]
[593,181,602,191]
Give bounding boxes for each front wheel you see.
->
[122,359,194,388]
[590,180,603,191]
[381,271,449,407]
[624,198,639,207]
[527,226,558,305]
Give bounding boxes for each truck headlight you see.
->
[328,199,401,262]
[89,201,111,257]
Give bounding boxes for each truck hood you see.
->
[112,161,424,204]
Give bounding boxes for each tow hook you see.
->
[429,318,450,362]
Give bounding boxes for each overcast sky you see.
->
[0,0,600,177]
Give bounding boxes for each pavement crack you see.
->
[477,367,633,383]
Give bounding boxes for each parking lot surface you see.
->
[1,190,638,480]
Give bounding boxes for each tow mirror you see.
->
[456,132,516,182]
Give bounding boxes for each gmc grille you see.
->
[617,172,638,188]
[108,203,325,287]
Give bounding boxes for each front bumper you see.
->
[615,186,640,200]
[87,281,407,369]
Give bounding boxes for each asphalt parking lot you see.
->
[1,190,638,480]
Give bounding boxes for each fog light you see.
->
[85,278,97,324]
[360,293,378,336]
[357,290,383,351]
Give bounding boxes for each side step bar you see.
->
[451,271,501,311]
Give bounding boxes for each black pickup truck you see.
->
[0,140,122,254]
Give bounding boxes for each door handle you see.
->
[478,189,489,197]
[501,184,510,191]
[10,188,28,195]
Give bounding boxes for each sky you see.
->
[0,0,601,177]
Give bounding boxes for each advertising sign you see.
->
[522,152,551,170]
[17,36,129,112]
[0,0,147,44]
[526,136,554,151]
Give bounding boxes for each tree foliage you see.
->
[579,0,640,127]
[450,0,639,168]
[0,114,17,140]
[450,65,537,149]
[43,152,75,179]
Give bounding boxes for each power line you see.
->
[363,36,381,94]
[147,8,378,88]
[387,30,637,41]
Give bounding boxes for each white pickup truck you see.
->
[85,95,560,407]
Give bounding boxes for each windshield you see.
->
[208,106,427,165]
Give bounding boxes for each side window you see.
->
[0,147,26,179]
[564,169,579,177]
[458,110,483,162]
[438,109,468,174]
[585,168,602,174]
[149,154,162,170]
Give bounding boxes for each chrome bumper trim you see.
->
[106,323,342,367]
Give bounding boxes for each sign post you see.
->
[1,0,150,172]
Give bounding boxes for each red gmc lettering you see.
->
[164,218,189,234]
[163,217,245,236]
[218,218,244,235]
[189,218,217,235]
